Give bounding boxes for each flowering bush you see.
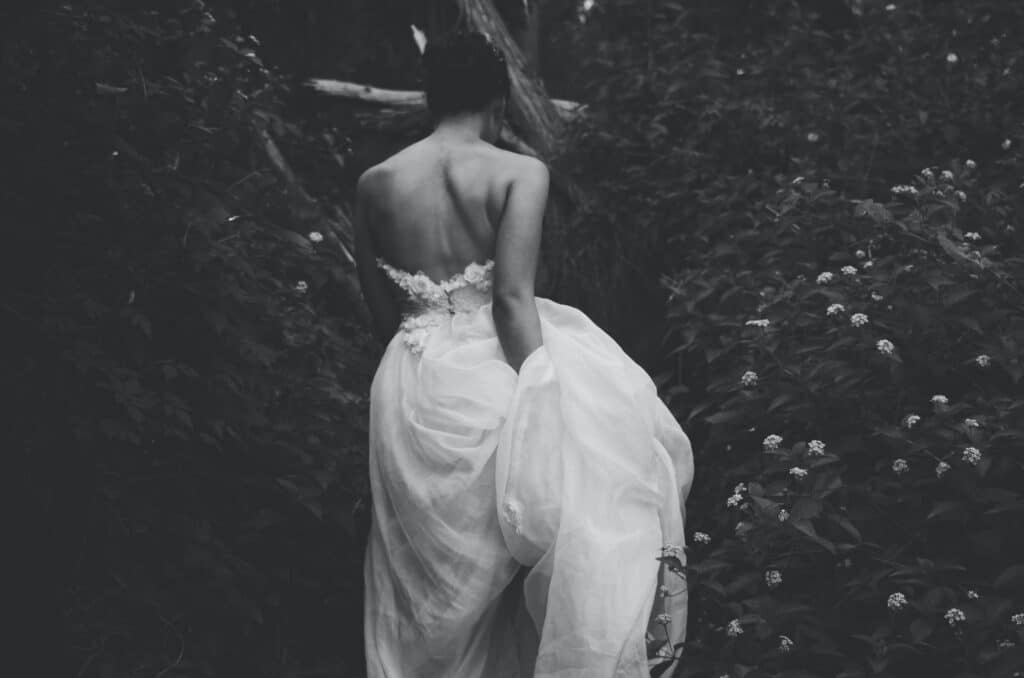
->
[664,166,1024,676]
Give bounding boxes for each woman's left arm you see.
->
[354,170,401,344]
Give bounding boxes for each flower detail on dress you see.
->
[502,498,524,536]
[377,257,495,356]
[398,313,444,356]
[462,262,492,288]
[661,543,684,559]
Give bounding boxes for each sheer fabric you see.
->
[365,258,694,678]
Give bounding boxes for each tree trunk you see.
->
[457,0,563,156]
[520,0,542,77]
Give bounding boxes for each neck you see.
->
[433,112,490,143]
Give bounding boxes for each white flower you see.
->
[765,569,783,588]
[463,261,490,285]
[792,176,805,185]
[406,274,435,297]
[946,52,959,64]
[789,466,808,479]
[808,439,826,456]
[855,249,866,259]
[1012,612,1024,626]
[904,414,921,428]
[734,482,747,494]
[1003,138,1013,151]
[502,499,523,534]
[850,312,869,327]
[956,190,967,202]
[736,67,745,76]
[967,590,980,600]
[965,159,977,169]
[975,354,991,367]
[692,532,711,544]
[862,260,874,269]
[893,458,909,475]
[779,635,794,653]
[997,639,1016,649]
[816,271,834,284]
[807,132,820,142]
[921,168,934,179]
[763,434,783,451]
[965,231,981,241]
[842,265,858,276]
[871,291,884,302]
[962,446,982,466]
[876,339,896,356]
[964,418,980,428]
[307,230,324,243]
[827,303,845,317]
[931,394,949,406]
[741,370,759,387]
[745,318,770,328]
[655,613,672,625]
[888,592,908,610]
[294,280,308,293]
[891,184,919,196]
[726,619,744,637]
[945,607,966,626]
[936,461,951,477]
[777,508,790,522]
[940,170,954,182]
[403,327,431,355]
[726,493,743,508]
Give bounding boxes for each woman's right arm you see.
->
[492,157,549,372]
[354,168,402,344]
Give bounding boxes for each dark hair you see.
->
[422,31,510,117]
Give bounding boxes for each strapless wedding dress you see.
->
[364,257,694,678]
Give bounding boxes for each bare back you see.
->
[355,131,549,369]
[360,137,529,281]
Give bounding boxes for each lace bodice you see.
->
[376,257,495,354]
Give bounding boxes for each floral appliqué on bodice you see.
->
[377,257,495,355]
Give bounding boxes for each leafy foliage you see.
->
[5,3,375,675]
[668,168,1024,677]
[561,1,1024,675]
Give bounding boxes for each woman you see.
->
[356,31,694,678]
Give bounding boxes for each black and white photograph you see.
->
[7,0,1024,676]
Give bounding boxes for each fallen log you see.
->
[305,79,586,119]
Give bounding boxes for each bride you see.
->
[355,31,694,678]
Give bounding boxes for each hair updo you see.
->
[422,31,511,117]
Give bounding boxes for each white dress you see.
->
[364,257,694,678]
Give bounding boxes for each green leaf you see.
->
[994,564,1024,592]
[909,616,936,643]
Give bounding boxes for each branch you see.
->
[305,78,586,119]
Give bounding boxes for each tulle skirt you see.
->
[364,297,694,678]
